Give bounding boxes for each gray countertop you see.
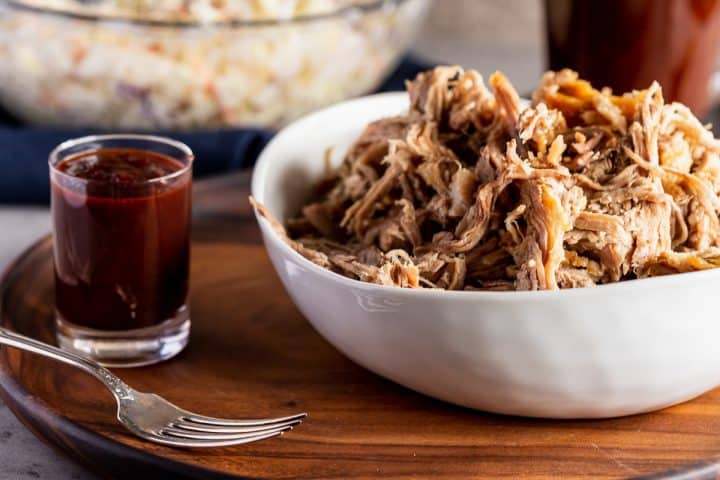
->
[0,1,542,478]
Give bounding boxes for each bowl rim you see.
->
[2,0,409,28]
[252,91,720,301]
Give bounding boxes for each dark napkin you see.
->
[0,56,426,204]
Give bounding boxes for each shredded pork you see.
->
[251,66,720,290]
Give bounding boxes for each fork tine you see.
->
[181,412,307,427]
[162,424,293,441]
[153,429,287,448]
[172,417,302,434]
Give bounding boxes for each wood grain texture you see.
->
[1,172,720,480]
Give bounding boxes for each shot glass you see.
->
[50,134,193,367]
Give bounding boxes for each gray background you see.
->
[0,1,543,478]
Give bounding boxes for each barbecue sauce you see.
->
[52,149,191,330]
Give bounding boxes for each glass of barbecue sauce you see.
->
[50,135,192,367]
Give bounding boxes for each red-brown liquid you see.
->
[545,0,720,116]
[52,148,191,330]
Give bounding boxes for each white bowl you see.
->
[251,92,720,419]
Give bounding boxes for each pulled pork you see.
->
[251,66,720,291]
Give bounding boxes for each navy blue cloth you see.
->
[0,57,426,204]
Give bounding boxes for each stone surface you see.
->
[0,1,540,477]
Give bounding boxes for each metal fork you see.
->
[0,327,306,447]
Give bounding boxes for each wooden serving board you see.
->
[2,172,720,480]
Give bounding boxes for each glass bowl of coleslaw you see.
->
[0,0,430,130]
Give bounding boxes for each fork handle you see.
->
[0,327,133,399]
